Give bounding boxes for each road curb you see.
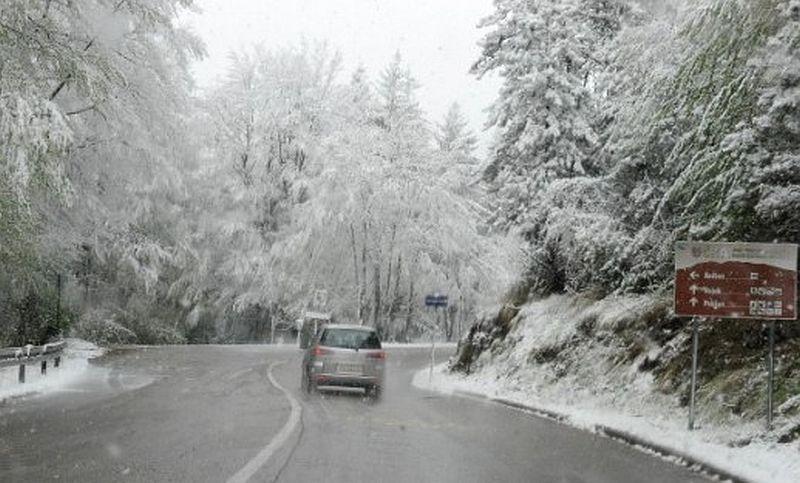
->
[452,389,489,400]
[453,389,753,483]
[596,425,753,483]
[490,396,569,423]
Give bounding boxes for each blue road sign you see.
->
[424,294,448,307]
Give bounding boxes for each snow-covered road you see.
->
[0,345,709,482]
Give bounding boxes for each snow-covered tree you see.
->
[0,0,205,344]
[586,0,798,291]
[737,0,800,242]
[254,55,522,341]
[435,103,478,157]
[473,0,631,233]
[186,43,343,339]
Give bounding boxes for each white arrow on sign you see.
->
[690,284,698,295]
[689,297,699,307]
[690,271,700,280]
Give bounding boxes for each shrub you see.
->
[73,310,138,345]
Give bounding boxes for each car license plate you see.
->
[337,363,362,374]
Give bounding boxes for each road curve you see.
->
[0,345,709,482]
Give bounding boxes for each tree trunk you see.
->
[458,294,465,340]
[446,306,456,341]
[383,224,397,333]
[403,275,415,342]
[349,223,361,321]
[386,254,402,340]
[372,263,382,337]
[360,221,368,323]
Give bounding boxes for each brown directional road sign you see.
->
[675,242,798,320]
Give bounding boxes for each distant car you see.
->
[301,324,386,398]
[297,311,332,349]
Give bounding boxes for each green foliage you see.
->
[0,281,74,347]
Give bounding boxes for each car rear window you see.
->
[319,329,381,349]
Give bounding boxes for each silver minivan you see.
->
[301,324,386,398]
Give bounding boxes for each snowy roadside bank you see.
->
[412,295,800,483]
[0,339,104,401]
[414,365,796,483]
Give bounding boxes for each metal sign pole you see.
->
[429,305,435,384]
[767,321,775,430]
[430,311,436,384]
[688,316,700,431]
[423,294,446,383]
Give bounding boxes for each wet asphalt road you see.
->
[0,345,709,482]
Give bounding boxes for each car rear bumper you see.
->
[312,373,381,388]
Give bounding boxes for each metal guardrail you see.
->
[0,341,67,383]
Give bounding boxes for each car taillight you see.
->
[312,346,331,356]
[367,351,386,360]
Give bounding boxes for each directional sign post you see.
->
[424,294,448,383]
[675,241,798,430]
[424,294,448,308]
[675,242,797,319]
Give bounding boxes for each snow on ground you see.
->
[0,339,104,401]
[413,295,800,483]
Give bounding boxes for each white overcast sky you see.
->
[181,0,501,154]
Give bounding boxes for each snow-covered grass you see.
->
[413,295,800,483]
[0,338,104,401]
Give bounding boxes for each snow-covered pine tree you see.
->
[435,103,481,198]
[436,103,478,156]
[618,0,796,247]
[376,52,425,134]
[597,0,800,292]
[730,0,800,242]
[473,0,630,232]
[471,0,631,295]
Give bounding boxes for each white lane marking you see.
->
[226,361,301,483]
